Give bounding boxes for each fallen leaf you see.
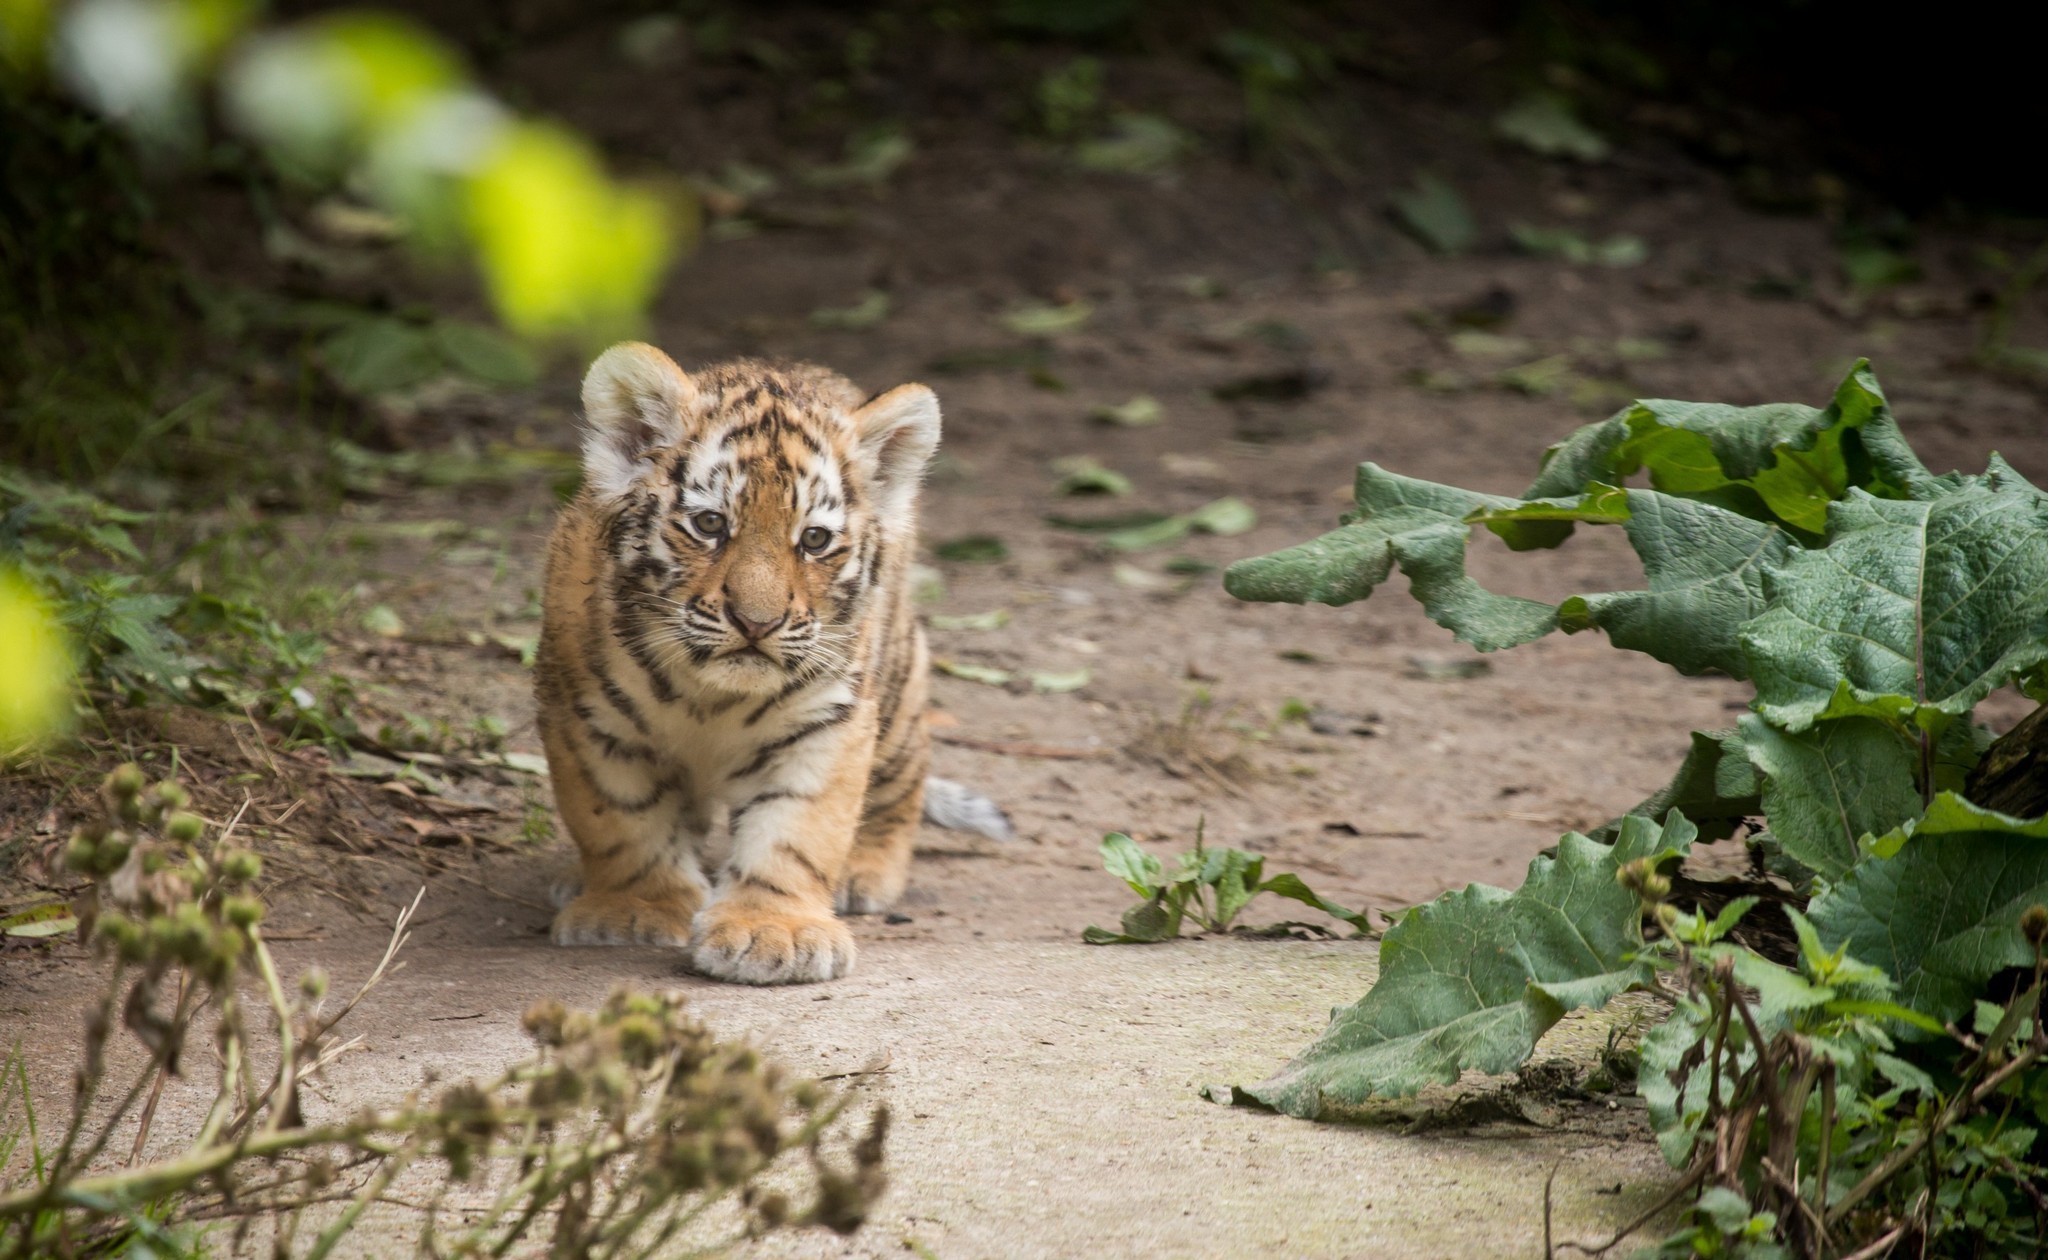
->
[1493,94,1610,161]
[1090,395,1164,427]
[1051,456,1132,496]
[929,609,1011,631]
[810,290,892,330]
[934,659,1014,686]
[933,535,1008,563]
[1001,300,1094,337]
[1392,175,1477,255]
[1030,668,1093,694]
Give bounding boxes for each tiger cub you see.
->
[534,343,1009,985]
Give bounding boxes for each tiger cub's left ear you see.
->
[580,342,699,501]
[853,384,941,522]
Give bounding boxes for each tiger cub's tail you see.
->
[921,777,1015,841]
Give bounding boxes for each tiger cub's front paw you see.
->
[552,890,697,947]
[691,904,856,985]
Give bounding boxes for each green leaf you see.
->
[432,321,540,386]
[1258,872,1372,936]
[1101,497,1256,552]
[1098,832,1163,897]
[1073,113,1189,175]
[1029,668,1091,694]
[1742,460,2048,734]
[1559,490,1794,677]
[1391,174,1476,255]
[1224,464,1558,652]
[1736,714,1922,879]
[1493,94,1610,161]
[933,659,1012,687]
[927,609,1010,632]
[932,535,1008,563]
[1466,482,1629,551]
[322,318,441,395]
[1050,457,1131,497]
[1595,728,1759,845]
[1000,300,1094,338]
[1090,395,1163,427]
[1811,793,2048,1029]
[1527,361,1935,535]
[809,289,892,331]
[1230,812,1696,1117]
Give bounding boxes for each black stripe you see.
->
[570,745,685,814]
[739,873,795,900]
[734,704,855,779]
[730,787,802,830]
[745,672,817,725]
[789,846,833,889]
[625,852,664,885]
[868,732,923,795]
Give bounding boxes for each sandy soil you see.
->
[7,4,2048,1256]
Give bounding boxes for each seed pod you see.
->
[299,966,329,1000]
[2024,904,2048,949]
[107,764,145,798]
[152,782,191,812]
[163,811,205,844]
[93,834,132,875]
[65,832,99,873]
[220,849,262,884]
[223,895,264,929]
[98,913,144,961]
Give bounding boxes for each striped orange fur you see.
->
[534,344,1001,984]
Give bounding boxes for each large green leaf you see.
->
[1222,464,1557,651]
[1741,460,2048,735]
[1594,728,1759,845]
[1811,792,2048,1028]
[1559,490,1793,678]
[1737,714,1922,880]
[1527,360,1934,534]
[1225,812,1696,1118]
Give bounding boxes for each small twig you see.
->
[1544,1160,1559,1259]
[1553,1160,1709,1257]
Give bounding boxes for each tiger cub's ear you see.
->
[579,342,699,500]
[852,383,941,525]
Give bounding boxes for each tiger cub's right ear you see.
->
[580,342,699,500]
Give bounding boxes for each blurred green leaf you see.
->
[1392,175,1476,255]
[933,659,1012,686]
[1493,94,1610,161]
[1090,395,1164,427]
[932,535,1008,563]
[432,321,539,386]
[1001,300,1094,337]
[928,609,1010,632]
[322,318,439,394]
[810,290,892,331]
[1052,456,1132,496]
[1075,113,1190,175]
[464,121,682,338]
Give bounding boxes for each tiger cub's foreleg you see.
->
[691,717,873,984]
[542,715,706,947]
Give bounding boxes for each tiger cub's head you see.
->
[576,343,939,695]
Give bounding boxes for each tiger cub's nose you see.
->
[725,604,787,642]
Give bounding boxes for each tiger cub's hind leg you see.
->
[838,680,930,915]
[543,720,705,947]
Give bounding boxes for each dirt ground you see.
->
[8,3,2048,1256]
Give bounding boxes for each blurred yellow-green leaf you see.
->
[0,0,54,79]
[464,121,688,339]
[0,568,74,749]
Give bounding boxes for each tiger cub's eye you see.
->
[799,526,832,553]
[691,511,728,537]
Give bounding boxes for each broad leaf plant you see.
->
[1211,362,2048,1255]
